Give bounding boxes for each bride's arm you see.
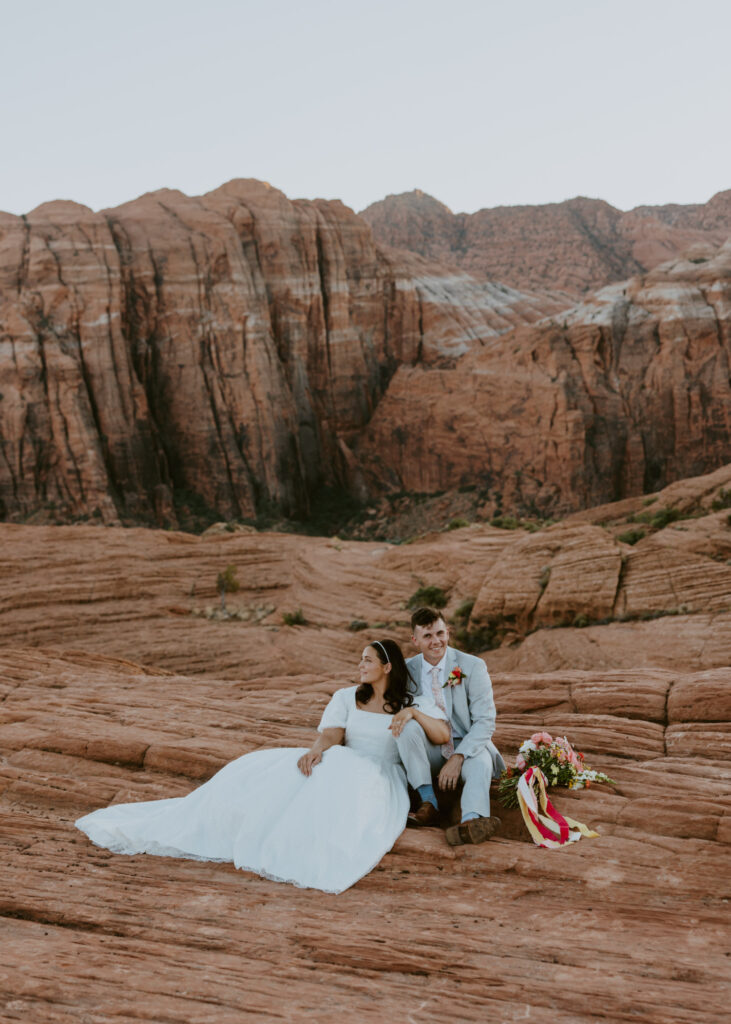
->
[390,707,450,745]
[297,727,345,776]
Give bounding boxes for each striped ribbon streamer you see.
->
[517,767,599,848]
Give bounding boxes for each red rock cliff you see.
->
[355,240,731,513]
[0,180,561,526]
[361,188,731,296]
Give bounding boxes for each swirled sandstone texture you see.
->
[361,188,731,296]
[355,241,731,513]
[0,466,729,1022]
[0,181,561,527]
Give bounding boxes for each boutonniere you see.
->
[443,667,466,688]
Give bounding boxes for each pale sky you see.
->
[1,0,729,218]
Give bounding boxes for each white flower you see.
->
[519,740,537,754]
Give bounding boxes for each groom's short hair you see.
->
[410,607,446,631]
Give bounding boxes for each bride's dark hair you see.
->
[356,638,416,714]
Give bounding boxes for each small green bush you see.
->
[490,515,521,530]
[216,564,240,612]
[282,608,307,626]
[453,624,500,653]
[453,598,475,624]
[631,505,683,530]
[447,518,469,531]
[407,585,448,610]
[572,613,592,628]
[649,506,683,529]
[617,528,646,545]
[538,566,551,592]
[348,619,368,632]
[711,488,731,511]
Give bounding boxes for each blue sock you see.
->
[461,811,480,823]
[417,784,438,810]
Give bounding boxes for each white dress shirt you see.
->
[420,651,448,693]
[419,652,462,740]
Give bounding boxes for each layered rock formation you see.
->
[0,182,562,528]
[361,188,731,296]
[356,241,731,513]
[2,179,730,531]
[1,464,730,1021]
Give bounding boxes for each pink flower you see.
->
[530,731,553,746]
[549,735,583,770]
[515,754,526,769]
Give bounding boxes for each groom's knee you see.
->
[461,750,493,785]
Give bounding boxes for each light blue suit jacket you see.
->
[406,647,505,773]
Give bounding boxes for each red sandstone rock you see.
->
[0,180,560,528]
[1,644,729,1021]
[1,468,731,1020]
[5,179,730,534]
[361,188,731,296]
[355,246,731,513]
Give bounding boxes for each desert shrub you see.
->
[453,623,500,654]
[348,619,368,632]
[447,518,469,531]
[649,506,683,529]
[407,585,448,610]
[538,566,551,592]
[617,528,646,545]
[711,488,731,511]
[631,505,683,530]
[453,598,475,624]
[490,515,521,530]
[216,564,240,612]
[282,608,307,626]
[572,613,592,628]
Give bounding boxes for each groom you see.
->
[395,606,506,845]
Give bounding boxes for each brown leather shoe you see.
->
[406,801,441,828]
[445,815,501,846]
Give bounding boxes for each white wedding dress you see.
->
[75,687,443,894]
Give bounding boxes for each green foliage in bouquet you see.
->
[498,732,615,809]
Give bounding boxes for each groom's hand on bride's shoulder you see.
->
[297,751,322,776]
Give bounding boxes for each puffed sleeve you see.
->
[317,687,352,731]
[413,694,448,721]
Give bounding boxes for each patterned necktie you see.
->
[430,665,454,758]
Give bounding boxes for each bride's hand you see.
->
[389,707,415,737]
[297,750,322,776]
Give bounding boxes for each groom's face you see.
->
[411,618,449,666]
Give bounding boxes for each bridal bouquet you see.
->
[498,732,614,809]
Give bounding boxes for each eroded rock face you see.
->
[361,188,731,296]
[2,181,730,530]
[0,181,562,527]
[356,243,731,513]
[1,474,730,1020]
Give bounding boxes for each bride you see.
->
[76,638,450,893]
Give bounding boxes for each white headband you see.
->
[372,640,391,664]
